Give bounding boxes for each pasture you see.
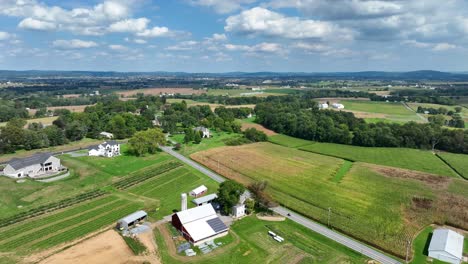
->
[191,142,468,257]
[170,131,242,155]
[437,152,468,179]
[155,215,367,264]
[336,100,423,123]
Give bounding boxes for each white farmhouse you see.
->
[3,153,62,178]
[88,141,121,158]
[332,103,345,109]
[428,228,464,264]
[193,126,210,138]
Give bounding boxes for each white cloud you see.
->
[52,39,98,49]
[18,17,56,31]
[432,43,457,51]
[0,32,12,41]
[402,40,431,48]
[225,7,354,40]
[109,18,150,33]
[109,44,128,51]
[136,26,171,38]
[166,41,198,51]
[292,42,330,52]
[211,33,227,41]
[225,42,285,55]
[188,0,256,14]
[134,39,147,44]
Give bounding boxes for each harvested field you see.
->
[117,88,206,98]
[241,122,277,136]
[47,105,92,113]
[39,230,160,264]
[191,142,468,257]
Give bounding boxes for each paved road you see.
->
[160,146,402,264]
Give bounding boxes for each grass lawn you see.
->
[437,152,468,179]
[155,215,368,264]
[191,142,468,257]
[170,131,242,156]
[299,142,457,177]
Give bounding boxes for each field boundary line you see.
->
[297,147,355,162]
[434,153,466,180]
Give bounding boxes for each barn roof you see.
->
[118,210,147,225]
[7,153,54,170]
[192,193,217,205]
[190,185,208,195]
[429,228,464,259]
[176,204,216,224]
[176,204,228,242]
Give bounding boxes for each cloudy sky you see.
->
[1,0,468,72]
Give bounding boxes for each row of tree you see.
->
[255,96,468,153]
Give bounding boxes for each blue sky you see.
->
[1,0,468,72]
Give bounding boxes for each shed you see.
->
[232,204,246,218]
[428,228,464,264]
[192,193,217,206]
[117,210,147,230]
[190,185,208,197]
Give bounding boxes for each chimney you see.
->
[181,193,187,211]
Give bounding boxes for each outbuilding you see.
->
[428,228,464,264]
[192,193,217,206]
[117,210,148,231]
[190,185,208,197]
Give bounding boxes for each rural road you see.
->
[160,146,403,264]
[402,102,427,123]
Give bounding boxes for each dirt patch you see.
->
[366,163,452,189]
[47,105,92,113]
[411,196,433,209]
[256,214,285,222]
[118,88,206,98]
[38,229,160,264]
[241,123,277,136]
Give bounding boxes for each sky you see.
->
[1,0,468,72]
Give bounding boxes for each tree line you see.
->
[255,96,468,154]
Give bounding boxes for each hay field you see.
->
[117,88,206,98]
[191,142,468,257]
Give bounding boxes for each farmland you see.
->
[0,116,58,127]
[437,152,468,179]
[117,87,206,98]
[191,142,468,257]
[155,215,368,264]
[170,131,242,156]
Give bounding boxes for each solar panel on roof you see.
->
[206,218,228,233]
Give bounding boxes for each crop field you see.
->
[117,87,206,98]
[299,142,457,177]
[0,116,58,127]
[170,131,242,155]
[47,104,92,113]
[268,134,315,148]
[155,215,367,264]
[0,195,143,254]
[191,142,468,257]
[129,166,219,217]
[437,152,468,179]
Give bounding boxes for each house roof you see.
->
[118,210,147,225]
[88,144,100,151]
[176,204,228,242]
[7,153,54,170]
[429,228,464,259]
[104,140,119,146]
[190,185,208,195]
[192,193,218,205]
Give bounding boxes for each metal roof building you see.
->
[117,210,147,230]
[428,228,464,264]
[192,193,217,206]
[172,204,228,245]
[189,185,208,197]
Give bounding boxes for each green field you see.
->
[437,152,468,179]
[268,134,315,148]
[192,142,468,257]
[155,215,368,264]
[128,166,219,218]
[342,100,413,115]
[300,142,457,177]
[170,131,242,156]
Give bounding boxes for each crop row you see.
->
[30,202,142,250]
[0,196,115,239]
[112,161,182,190]
[0,199,124,250]
[0,189,107,228]
[138,171,199,199]
[129,168,188,195]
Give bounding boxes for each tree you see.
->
[183,128,194,143]
[44,125,66,146]
[128,128,166,156]
[193,130,202,144]
[243,128,267,142]
[217,180,245,215]
[428,115,446,126]
[454,106,462,113]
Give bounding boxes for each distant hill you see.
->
[0,70,467,81]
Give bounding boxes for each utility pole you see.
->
[327,207,331,227]
[405,239,411,263]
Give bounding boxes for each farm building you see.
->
[88,141,121,158]
[192,193,218,206]
[3,153,62,178]
[232,204,246,218]
[190,185,208,197]
[318,103,329,109]
[99,131,114,139]
[193,126,210,138]
[332,103,345,109]
[117,210,147,231]
[428,228,464,264]
[172,204,229,245]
